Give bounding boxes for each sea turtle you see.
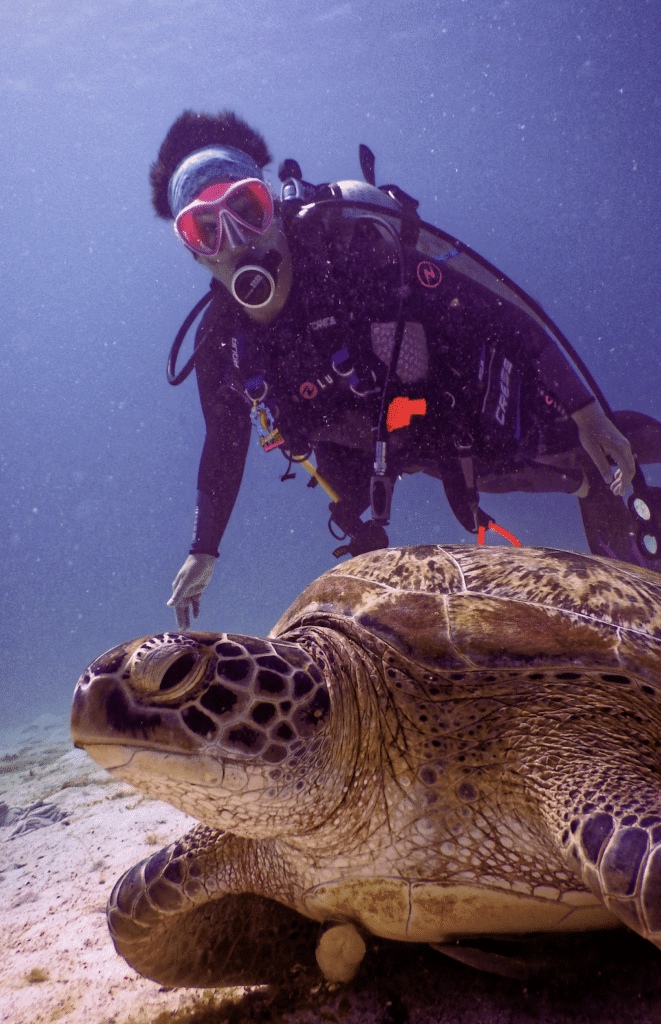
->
[71,544,661,987]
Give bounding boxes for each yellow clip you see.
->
[252,397,339,500]
[297,458,340,502]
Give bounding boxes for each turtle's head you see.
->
[71,632,331,834]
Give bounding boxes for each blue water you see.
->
[2,0,660,725]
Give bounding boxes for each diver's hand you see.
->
[571,401,635,497]
[167,553,216,630]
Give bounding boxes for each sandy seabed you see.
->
[2,713,661,1024]
[0,712,208,1024]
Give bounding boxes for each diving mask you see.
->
[173,178,274,257]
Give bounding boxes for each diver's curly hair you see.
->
[150,110,273,219]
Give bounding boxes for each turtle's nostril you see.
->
[160,653,197,692]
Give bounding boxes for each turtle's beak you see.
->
[70,672,200,755]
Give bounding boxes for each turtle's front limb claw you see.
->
[430,941,530,979]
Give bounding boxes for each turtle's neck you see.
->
[277,625,400,854]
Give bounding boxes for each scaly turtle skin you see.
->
[71,545,661,986]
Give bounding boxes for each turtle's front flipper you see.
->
[528,684,661,955]
[107,823,317,987]
[539,753,661,954]
[564,808,661,948]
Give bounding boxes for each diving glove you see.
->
[571,400,635,497]
[167,553,216,630]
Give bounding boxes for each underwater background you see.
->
[2,0,660,727]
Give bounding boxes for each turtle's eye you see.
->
[127,637,208,699]
[160,652,198,692]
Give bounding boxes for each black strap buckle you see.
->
[329,502,389,558]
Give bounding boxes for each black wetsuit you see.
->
[188,208,596,558]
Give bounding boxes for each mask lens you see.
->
[173,179,273,256]
[225,182,272,229]
[175,208,218,255]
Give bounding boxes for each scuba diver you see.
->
[151,110,661,629]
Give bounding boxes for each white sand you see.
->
[0,713,226,1024]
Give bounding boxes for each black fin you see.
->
[359,144,376,185]
[578,459,651,567]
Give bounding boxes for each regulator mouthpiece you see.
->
[231,249,282,308]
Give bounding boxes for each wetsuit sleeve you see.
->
[190,388,251,555]
[188,301,252,557]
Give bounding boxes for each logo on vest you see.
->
[309,316,337,331]
[417,261,442,288]
[495,358,513,425]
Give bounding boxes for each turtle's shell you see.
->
[272,544,661,681]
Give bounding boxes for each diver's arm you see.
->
[571,401,635,496]
[168,387,251,630]
[192,389,252,555]
[533,342,634,495]
[191,293,252,556]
